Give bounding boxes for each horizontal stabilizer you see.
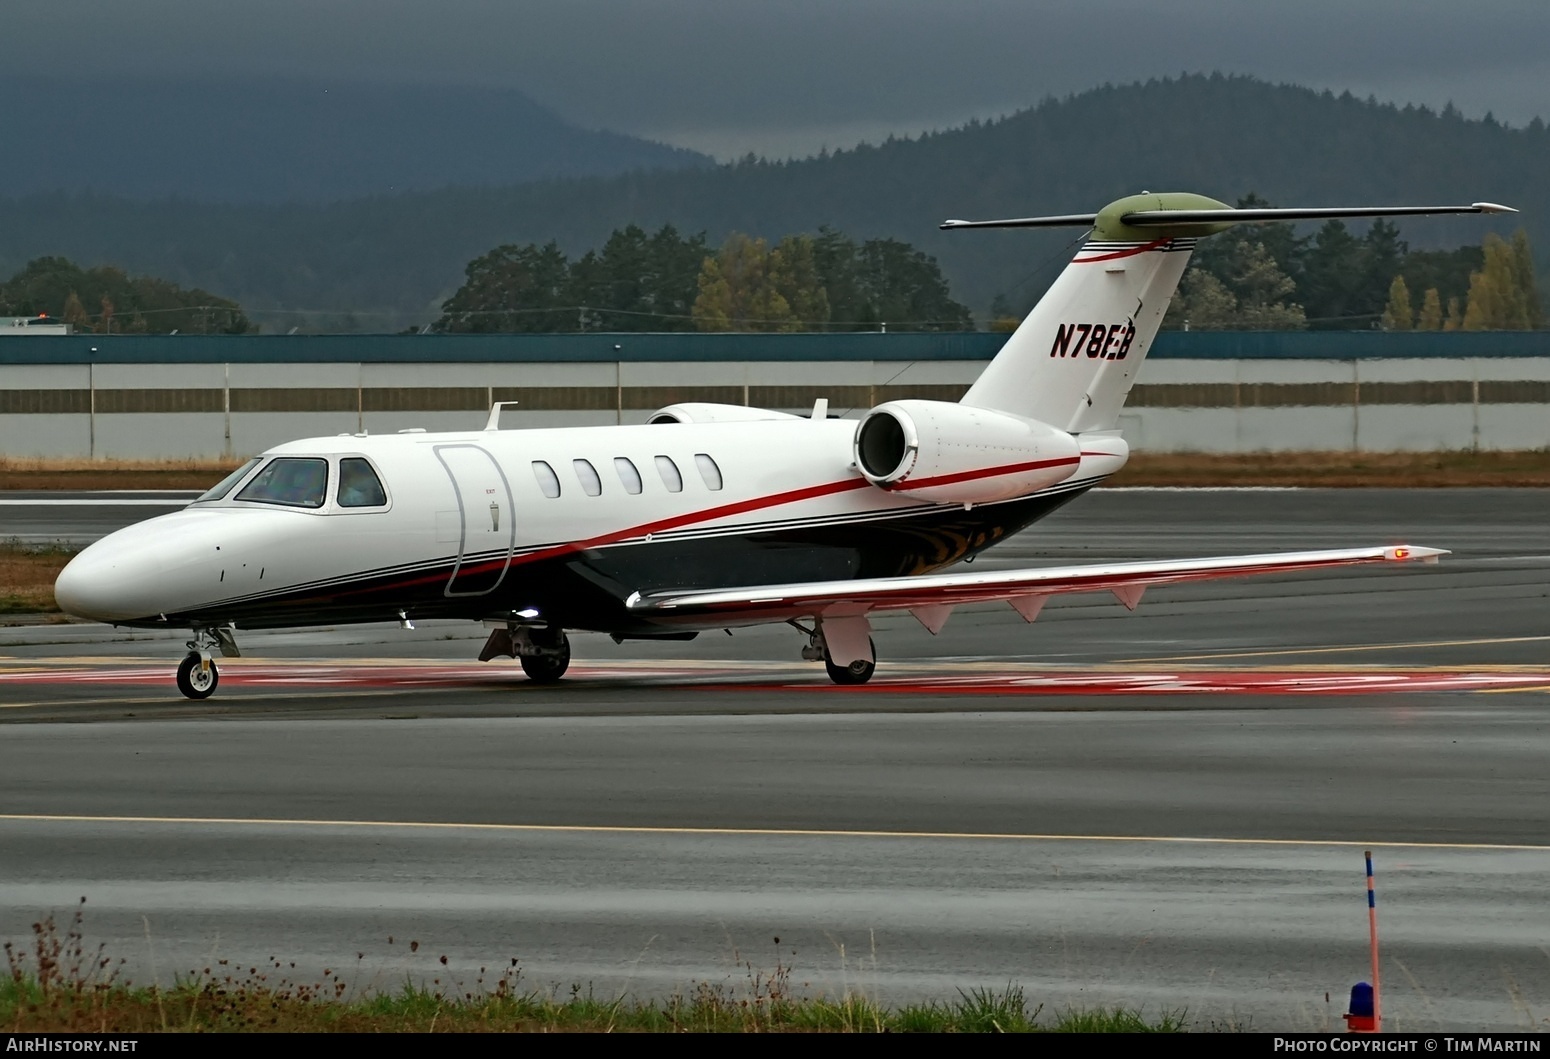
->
[626,545,1448,628]
[942,201,1515,232]
[1122,203,1517,226]
[941,213,1098,231]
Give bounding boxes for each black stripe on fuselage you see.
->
[147,481,1100,632]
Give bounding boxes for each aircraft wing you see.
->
[624,545,1446,632]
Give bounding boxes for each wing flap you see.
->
[625,545,1446,626]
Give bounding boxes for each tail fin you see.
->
[950,193,1516,433]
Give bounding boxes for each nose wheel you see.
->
[176,652,219,699]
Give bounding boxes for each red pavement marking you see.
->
[3,661,1549,695]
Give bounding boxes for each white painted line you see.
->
[0,813,1545,852]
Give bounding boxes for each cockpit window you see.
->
[235,457,329,508]
[337,458,387,507]
[194,458,262,503]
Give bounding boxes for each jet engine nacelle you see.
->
[648,403,801,425]
[853,399,1081,504]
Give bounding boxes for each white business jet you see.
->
[54,192,1513,698]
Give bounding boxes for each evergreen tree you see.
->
[563,223,709,331]
[434,242,572,332]
[1165,240,1303,330]
[1382,276,1413,331]
[0,256,251,334]
[809,228,971,331]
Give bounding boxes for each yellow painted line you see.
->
[0,813,1545,852]
[1478,684,1550,695]
[1120,634,1550,664]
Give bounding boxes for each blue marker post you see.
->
[1344,850,1382,1033]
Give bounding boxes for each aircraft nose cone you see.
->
[53,551,102,620]
[53,541,166,622]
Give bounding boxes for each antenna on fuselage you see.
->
[485,401,520,431]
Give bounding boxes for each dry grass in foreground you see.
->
[3,903,1183,1033]
[0,457,240,491]
[0,542,74,614]
[4,451,1549,491]
[1110,449,1550,488]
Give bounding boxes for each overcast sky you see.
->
[13,1,1550,159]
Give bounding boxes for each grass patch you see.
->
[0,541,76,614]
[1109,449,1550,487]
[2,902,1185,1033]
[0,456,240,491]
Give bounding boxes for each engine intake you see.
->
[853,400,1080,504]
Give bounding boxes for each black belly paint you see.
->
[151,488,1091,632]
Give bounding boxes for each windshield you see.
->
[194,458,262,503]
[235,457,329,508]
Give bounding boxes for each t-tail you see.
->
[946,193,1517,434]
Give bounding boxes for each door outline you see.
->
[434,443,516,598]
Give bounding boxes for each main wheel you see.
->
[824,638,876,685]
[519,630,571,683]
[176,652,219,699]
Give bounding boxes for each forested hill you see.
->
[0,76,711,203]
[1,74,1544,330]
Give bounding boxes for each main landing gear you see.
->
[795,619,877,685]
[480,624,571,683]
[175,626,240,700]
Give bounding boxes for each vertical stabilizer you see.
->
[960,236,1193,432]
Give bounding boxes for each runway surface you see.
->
[1,488,1548,1030]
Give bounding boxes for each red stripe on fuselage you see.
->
[885,455,1080,492]
[1073,238,1170,263]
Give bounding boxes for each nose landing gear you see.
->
[175,626,239,700]
[176,651,218,699]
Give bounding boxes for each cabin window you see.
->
[614,457,643,495]
[654,455,683,493]
[235,457,329,509]
[573,458,603,497]
[194,457,261,503]
[694,453,724,491]
[532,460,561,498]
[337,458,387,507]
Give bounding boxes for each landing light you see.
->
[1392,547,1410,560]
[517,608,540,619]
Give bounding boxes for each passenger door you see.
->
[434,444,514,597]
